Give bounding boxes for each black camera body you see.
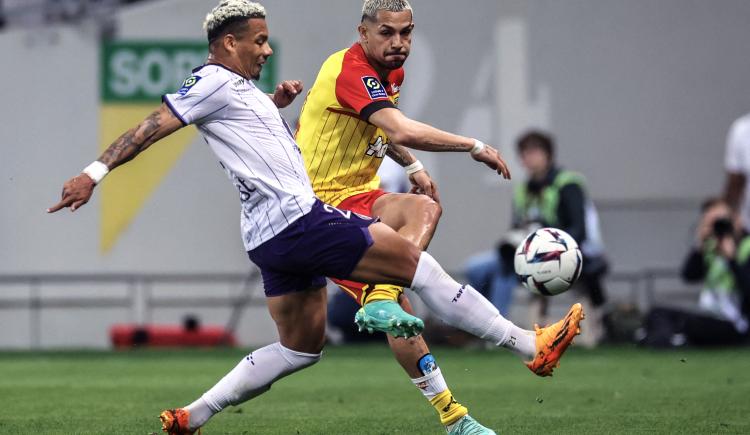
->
[713,218,734,239]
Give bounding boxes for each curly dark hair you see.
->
[516,130,555,159]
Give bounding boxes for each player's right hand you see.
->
[409,170,441,203]
[471,144,511,180]
[47,174,96,213]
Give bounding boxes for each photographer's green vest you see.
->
[513,170,585,228]
[703,237,750,294]
[513,169,607,271]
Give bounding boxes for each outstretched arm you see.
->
[47,103,183,213]
[99,103,184,170]
[369,107,510,179]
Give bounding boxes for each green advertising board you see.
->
[101,40,277,103]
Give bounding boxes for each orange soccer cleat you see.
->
[525,303,585,377]
[159,408,200,435]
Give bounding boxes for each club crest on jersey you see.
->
[178,75,202,95]
[361,76,388,100]
[366,136,389,158]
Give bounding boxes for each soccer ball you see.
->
[514,227,583,295]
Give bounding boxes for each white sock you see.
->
[412,368,448,400]
[411,354,448,400]
[186,342,321,429]
[410,252,536,359]
[185,397,213,430]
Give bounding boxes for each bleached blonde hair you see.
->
[203,0,266,42]
[361,0,413,22]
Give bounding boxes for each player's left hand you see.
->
[272,80,303,108]
[471,144,511,180]
[409,170,440,203]
[47,173,96,213]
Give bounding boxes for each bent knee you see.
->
[279,323,327,354]
[414,195,442,223]
[427,199,443,222]
[303,331,327,355]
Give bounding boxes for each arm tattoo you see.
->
[400,140,471,152]
[98,109,164,169]
[385,143,417,167]
[432,143,471,152]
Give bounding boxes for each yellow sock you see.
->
[363,284,403,303]
[430,389,468,426]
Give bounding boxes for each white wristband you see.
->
[470,139,486,156]
[404,160,424,175]
[82,161,109,184]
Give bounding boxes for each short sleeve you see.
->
[335,62,395,121]
[163,72,230,126]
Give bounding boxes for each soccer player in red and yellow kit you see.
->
[295,1,512,434]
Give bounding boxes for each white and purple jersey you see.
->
[163,64,316,250]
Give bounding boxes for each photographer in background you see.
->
[512,130,608,346]
[640,198,749,347]
[465,130,608,345]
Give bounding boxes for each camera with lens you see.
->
[712,217,734,239]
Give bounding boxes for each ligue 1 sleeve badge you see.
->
[178,75,202,95]
[361,76,388,99]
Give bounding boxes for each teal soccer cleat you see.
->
[447,415,496,435]
[354,300,424,338]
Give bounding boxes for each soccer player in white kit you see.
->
[47,2,584,434]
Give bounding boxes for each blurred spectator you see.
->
[512,130,608,346]
[724,112,750,231]
[464,130,608,345]
[639,198,749,347]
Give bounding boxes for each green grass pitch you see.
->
[0,345,748,434]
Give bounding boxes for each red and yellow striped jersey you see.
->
[296,43,403,206]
